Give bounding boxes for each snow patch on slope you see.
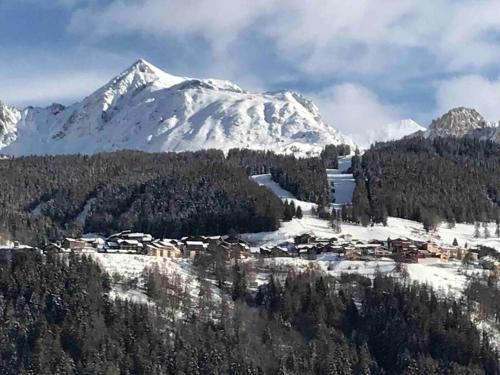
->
[76,198,96,226]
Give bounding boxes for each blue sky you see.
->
[2,0,500,135]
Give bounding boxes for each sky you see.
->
[2,0,500,136]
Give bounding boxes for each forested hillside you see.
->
[228,148,335,207]
[0,150,283,245]
[0,252,497,374]
[350,138,500,228]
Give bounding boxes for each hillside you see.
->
[351,137,500,227]
[0,150,284,245]
[0,59,354,157]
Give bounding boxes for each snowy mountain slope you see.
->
[378,119,425,142]
[0,59,354,156]
[348,119,424,148]
[0,102,20,148]
[416,107,500,142]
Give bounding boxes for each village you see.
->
[2,229,499,271]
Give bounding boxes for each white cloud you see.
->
[68,0,276,48]
[435,75,500,122]
[0,72,111,107]
[311,83,402,147]
[66,0,500,78]
[6,0,500,125]
[0,49,129,107]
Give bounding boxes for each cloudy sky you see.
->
[2,0,500,135]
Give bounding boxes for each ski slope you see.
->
[327,155,355,207]
[248,169,500,253]
[251,174,318,212]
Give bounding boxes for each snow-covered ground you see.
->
[251,174,318,212]
[243,209,500,252]
[246,167,499,301]
[406,260,468,296]
[250,165,500,252]
[250,255,469,297]
[327,156,355,207]
[88,253,199,304]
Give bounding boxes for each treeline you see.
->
[0,150,283,246]
[320,143,351,168]
[350,137,500,228]
[0,252,498,374]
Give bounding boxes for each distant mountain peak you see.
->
[410,106,500,143]
[131,58,155,70]
[347,118,424,148]
[99,59,185,95]
[428,107,488,138]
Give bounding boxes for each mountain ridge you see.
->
[0,59,355,156]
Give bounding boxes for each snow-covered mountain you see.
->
[0,59,354,157]
[349,119,424,148]
[421,107,499,142]
[0,102,20,149]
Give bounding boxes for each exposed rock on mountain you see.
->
[423,107,499,142]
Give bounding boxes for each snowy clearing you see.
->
[87,253,199,304]
[251,174,318,212]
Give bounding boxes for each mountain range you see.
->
[0,59,356,157]
[1,60,498,157]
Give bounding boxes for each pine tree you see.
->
[452,238,458,246]
[290,201,296,217]
[483,222,490,238]
[331,210,341,233]
[231,263,247,301]
[474,222,481,238]
[496,221,500,237]
[296,206,303,219]
[352,178,371,226]
[283,201,293,221]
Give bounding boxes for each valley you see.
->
[3,1,500,372]
[0,132,499,374]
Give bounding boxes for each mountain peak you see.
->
[428,107,487,138]
[87,59,186,106]
[128,58,162,75]
[349,118,424,148]
[0,59,356,156]
[113,59,185,89]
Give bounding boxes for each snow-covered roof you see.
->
[118,239,142,246]
[185,241,208,247]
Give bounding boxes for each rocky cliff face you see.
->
[425,107,499,141]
